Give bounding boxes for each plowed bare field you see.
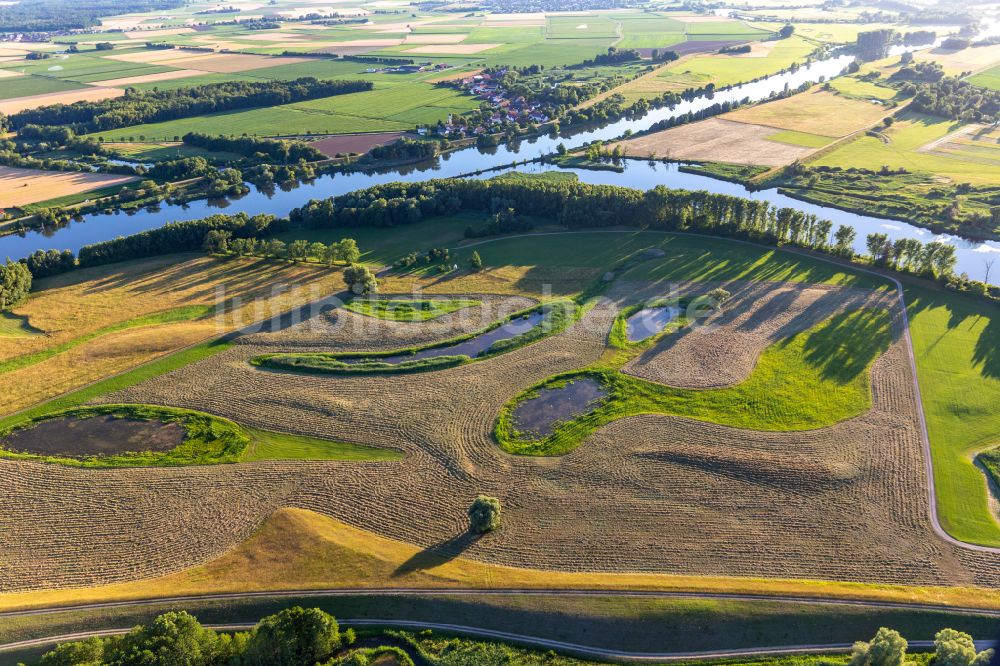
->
[3,280,1000,593]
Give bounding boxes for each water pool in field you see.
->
[344,311,544,365]
[1,416,186,458]
[512,377,608,440]
[625,305,681,342]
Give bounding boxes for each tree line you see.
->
[15,177,994,302]
[288,176,984,294]
[7,78,373,133]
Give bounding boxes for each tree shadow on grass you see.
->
[973,314,1000,381]
[391,531,479,577]
[797,308,890,384]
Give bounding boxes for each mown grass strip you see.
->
[0,305,213,376]
[343,297,481,322]
[241,427,403,462]
[498,308,891,456]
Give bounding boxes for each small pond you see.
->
[1,416,186,457]
[512,377,608,440]
[344,311,544,365]
[626,306,681,342]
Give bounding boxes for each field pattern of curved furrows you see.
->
[4,284,1000,591]
[622,281,896,388]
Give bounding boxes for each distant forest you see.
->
[0,0,184,32]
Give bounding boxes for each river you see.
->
[2,45,997,283]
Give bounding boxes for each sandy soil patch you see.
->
[723,88,891,137]
[0,87,125,115]
[163,53,311,73]
[0,69,23,79]
[614,118,816,166]
[309,132,404,156]
[623,281,893,388]
[404,43,501,55]
[0,166,136,208]
[124,27,196,39]
[84,69,206,87]
[403,33,468,44]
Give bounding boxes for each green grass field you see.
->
[968,64,1000,91]
[0,74,83,100]
[906,284,1000,546]
[344,298,481,322]
[87,81,479,140]
[812,111,1000,186]
[452,230,892,291]
[241,427,403,462]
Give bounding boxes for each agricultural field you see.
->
[2,0,1000,656]
[1,219,998,602]
[0,166,136,208]
[613,117,822,166]
[0,254,348,415]
[723,87,893,137]
[812,112,1000,186]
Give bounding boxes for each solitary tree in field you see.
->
[343,264,378,295]
[469,251,483,271]
[468,495,502,534]
[779,23,795,38]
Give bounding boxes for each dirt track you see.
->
[2,282,999,592]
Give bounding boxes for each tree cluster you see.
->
[38,606,345,666]
[77,212,287,268]
[0,260,31,312]
[182,131,326,163]
[9,78,373,133]
[865,232,958,277]
[368,137,440,162]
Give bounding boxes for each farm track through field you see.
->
[2,232,999,597]
[0,618,995,662]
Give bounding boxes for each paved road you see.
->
[0,619,995,662]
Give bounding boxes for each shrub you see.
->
[468,495,502,533]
